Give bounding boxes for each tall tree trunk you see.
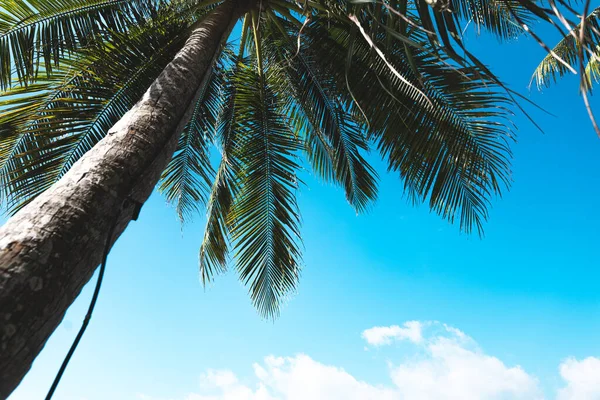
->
[0,1,249,396]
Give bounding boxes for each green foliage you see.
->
[159,64,225,223]
[275,15,513,235]
[198,53,244,284]
[450,0,534,40]
[228,63,303,317]
[0,6,194,211]
[532,6,600,89]
[0,0,162,89]
[265,17,379,213]
[1,0,580,317]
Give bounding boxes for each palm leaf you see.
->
[228,60,303,318]
[585,46,600,87]
[449,0,532,40]
[301,17,512,234]
[198,35,250,285]
[158,64,225,223]
[0,9,192,212]
[532,6,600,89]
[0,0,161,89]
[264,15,378,212]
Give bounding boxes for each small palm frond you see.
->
[198,47,248,285]
[158,64,225,223]
[0,11,192,212]
[532,6,600,89]
[0,0,161,89]
[199,154,237,284]
[586,48,600,86]
[228,61,303,319]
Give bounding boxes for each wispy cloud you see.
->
[361,320,424,345]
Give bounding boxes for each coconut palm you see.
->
[531,2,600,135]
[532,5,600,89]
[0,0,564,396]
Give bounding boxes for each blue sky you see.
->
[6,13,600,400]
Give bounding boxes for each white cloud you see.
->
[200,370,239,389]
[361,320,424,345]
[390,335,541,399]
[557,357,600,400]
[139,322,600,400]
[185,354,399,400]
[185,368,275,400]
[160,322,544,400]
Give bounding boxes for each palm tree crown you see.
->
[0,0,578,317]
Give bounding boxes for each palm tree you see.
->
[532,5,600,89]
[532,3,600,135]
[0,0,570,396]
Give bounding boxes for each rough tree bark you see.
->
[0,1,250,396]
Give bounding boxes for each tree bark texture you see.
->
[0,1,247,397]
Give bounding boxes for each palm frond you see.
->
[450,0,533,40]
[158,64,225,223]
[0,0,162,89]
[532,6,600,88]
[198,31,250,285]
[0,10,192,212]
[300,17,513,235]
[585,47,600,87]
[264,15,379,212]
[228,61,303,319]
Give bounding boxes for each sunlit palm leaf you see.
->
[585,47,600,86]
[0,0,162,89]
[0,12,191,212]
[532,6,600,89]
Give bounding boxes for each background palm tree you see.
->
[532,2,600,135]
[533,5,600,88]
[0,0,584,397]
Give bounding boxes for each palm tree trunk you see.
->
[0,1,249,396]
